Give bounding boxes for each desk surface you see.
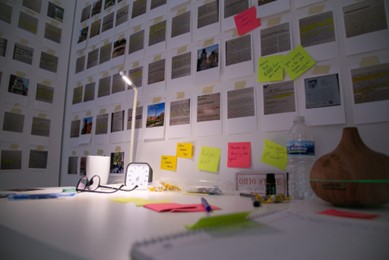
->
[0,188,388,260]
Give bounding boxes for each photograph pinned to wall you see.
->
[104,0,115,10]
[0,2,12,25]
[148,0,167,19]
[143,102,166,140]
[22,0,42,14]
[301,70,346,126]
[256,0,290,18]
[13,43,34,65]
[70,119,80,138]
[112,37,126,59]
[31,116,51,138]
[99,42,112,65]
[77,26,88,44]
[146,53,166,88]
[259,19,292,57]
[194,0,220,40]
[110,151,124,174]
[0,37,7,57]
[260,80,297,131]
[28,149,48,169]
[94,112,109,144]
[128,25,146,60]
[110,109,125,143]
[167,45,192,89]
[131,0,147,24]
[91,0,102,17]
[18,11,39,34]
[350,61,389,124]
[44,22,62,44]
[97,75,111,99]
[167,3,191,49]
[72,85,83,105]
[34,82,54,110]
[80,4,91,22]
[67,156,78,175]
[341,0,389,55]
[224,77,257,134]
[167,97,192,139]
[296,2,338,61]
[222,0,250,32]
[8,74,29,96]
[39,51,59,73]
[101,12,114,34]
[111,72,126,94]
[83,81,96,103]
[115,4,129,28]
[195,39,220,84]
[89,19,101,40]
[222,31,253,80]
[1,149,22,170]
[195,90,222,137]
[128,64,144,89]
[47,2,64,22]
[2,111,25,134]
[78,115,93,144]
[147,16,167,55]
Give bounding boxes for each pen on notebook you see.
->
[201,197,212,212]
[239,193,261,207]
[8,192,76,201]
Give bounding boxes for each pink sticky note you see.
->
[319,209,378,220]
[234,6,261,36]
[227,142,251,168]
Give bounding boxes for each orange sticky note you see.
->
[234,6,261,36]
[227,142,251,168]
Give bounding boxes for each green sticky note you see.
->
[258,55,284,82]
[283,44,316,80]
[260,139,287,171]
[186,211,252,230]
[111,197,169,206]
[197,146,221,173]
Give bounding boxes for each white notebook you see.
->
[130,210,389,260]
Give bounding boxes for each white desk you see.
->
[0,189,388,260]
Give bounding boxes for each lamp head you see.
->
[120,71,134,87]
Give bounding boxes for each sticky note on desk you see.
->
[111,198,169,206]
[186,211,253,230]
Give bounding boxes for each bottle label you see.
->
[287,140,315,156]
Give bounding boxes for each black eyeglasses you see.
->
[76,175,137,193]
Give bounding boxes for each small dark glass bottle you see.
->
[266,173,276,196]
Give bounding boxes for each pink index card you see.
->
[227,142,251,168]
[319,209,379,220]
[234,6,261,36]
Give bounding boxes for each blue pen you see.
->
[8,192,76,200]
[201,197,212,212]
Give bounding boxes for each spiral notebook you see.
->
[130,210,389,260]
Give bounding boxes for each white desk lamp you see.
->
[120,71,138,163]
[120,71,153,189]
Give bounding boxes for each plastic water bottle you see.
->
[287,116,315,200]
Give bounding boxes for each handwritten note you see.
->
[176,142,193,158]
[227,142,251,168]
[197,146,221,173]
[260,139,287,171]
[283,44,316,80]
[234,6,261,36]
[160,155,177,171]
[258,55,284,82]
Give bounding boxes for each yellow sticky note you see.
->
[176,143,193,158]
[261,139,287,171]
[197,146,221,173]
[111,198,169,206]
[160,155,177,171]
[283,44,316,80]
[258,55,284,82]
